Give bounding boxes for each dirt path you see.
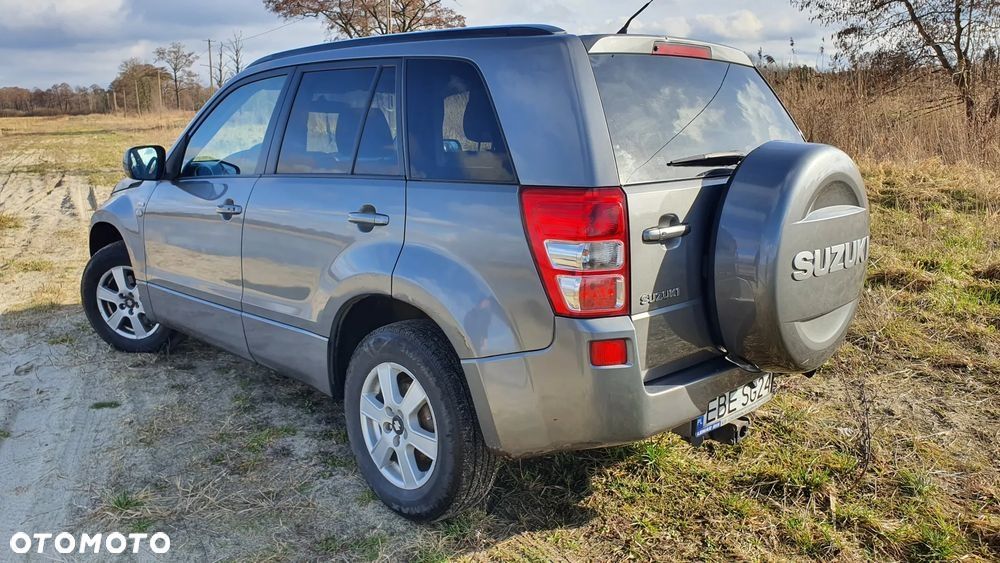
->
[0,313,121,544]
[0,159,425,559]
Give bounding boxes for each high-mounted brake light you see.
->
[521,187,629,318]
[652,42,712,60]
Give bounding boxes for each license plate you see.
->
[694,373,775,437]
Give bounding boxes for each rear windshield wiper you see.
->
[667,151,746,167]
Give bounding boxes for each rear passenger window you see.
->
[406,59,515,183]
[277,68,376,174]
[355,67,401,176]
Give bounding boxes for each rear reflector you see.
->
[652,42,712,59]
[521,187,629,318]
[590,339,628,366]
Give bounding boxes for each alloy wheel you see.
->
[359,362,438,490]
[95,265,159,340]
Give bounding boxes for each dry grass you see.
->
[2,85,999,561]
[0,212,22,230]
[0,112,190,186]
[768,67,1000,166]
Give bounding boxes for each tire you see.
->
[344,319,499,521]
[81,241,177,353]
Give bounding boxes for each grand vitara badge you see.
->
[791,236,869,281]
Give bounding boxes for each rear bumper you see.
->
[461,316,762,457]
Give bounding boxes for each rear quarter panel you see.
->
[392,182,553,358]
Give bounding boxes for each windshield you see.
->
[590,54,802,184]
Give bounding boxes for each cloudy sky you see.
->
[0,0,832,89]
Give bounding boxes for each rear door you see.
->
[240,60,405,391]
[588,49,803,380]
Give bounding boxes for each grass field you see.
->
[0,107,998,561]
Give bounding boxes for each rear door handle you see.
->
[642,223,689,243]
[216,203,243,216]
[347,211,390,226]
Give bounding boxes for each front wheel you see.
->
[344,320,499,521]
[81,241,177,353]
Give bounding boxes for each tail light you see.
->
[521,187,629,317]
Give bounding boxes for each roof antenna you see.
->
[617,0,655,34]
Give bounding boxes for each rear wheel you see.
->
[81,241,177,353]
[344,320,499,521]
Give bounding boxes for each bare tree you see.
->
[154,42,199,109]
[226,31,247,75]
[263,0,465,38]
[113,58,160,116]
[214,42,229,88]
[791,0,1000,122]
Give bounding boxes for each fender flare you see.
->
[391,244,535,359]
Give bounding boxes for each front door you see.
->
[241,62,406,391]
[143,73,288,356]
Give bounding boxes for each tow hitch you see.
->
[707,416,751,445]
[676,416,752,447]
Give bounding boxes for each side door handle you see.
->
[347,211,390,227]
[216,203,243,216]
[642,223,689,243]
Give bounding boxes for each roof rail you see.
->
[248,24,565,68]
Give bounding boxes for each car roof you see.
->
[248,24,565,68]
[247,24,753,69]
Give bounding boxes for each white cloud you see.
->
[692,10,764,41]
[630,17,693,38]
[0,0,125,31]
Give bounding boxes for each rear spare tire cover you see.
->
[712,141,869,373]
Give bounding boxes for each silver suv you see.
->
[82,25,869,521]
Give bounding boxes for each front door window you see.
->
[181,76,286,177]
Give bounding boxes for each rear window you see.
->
[590,55,802,185]
[406,59,515,183]
[277,68,376,175]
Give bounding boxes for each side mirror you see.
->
[123,145,166,181]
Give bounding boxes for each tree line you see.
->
[0,34,248,118]
[0,0,466,117]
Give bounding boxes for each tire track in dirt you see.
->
[0,150,34,198]
[0,320,128,545]
[65,176,98,222]
[1,169,102,316]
